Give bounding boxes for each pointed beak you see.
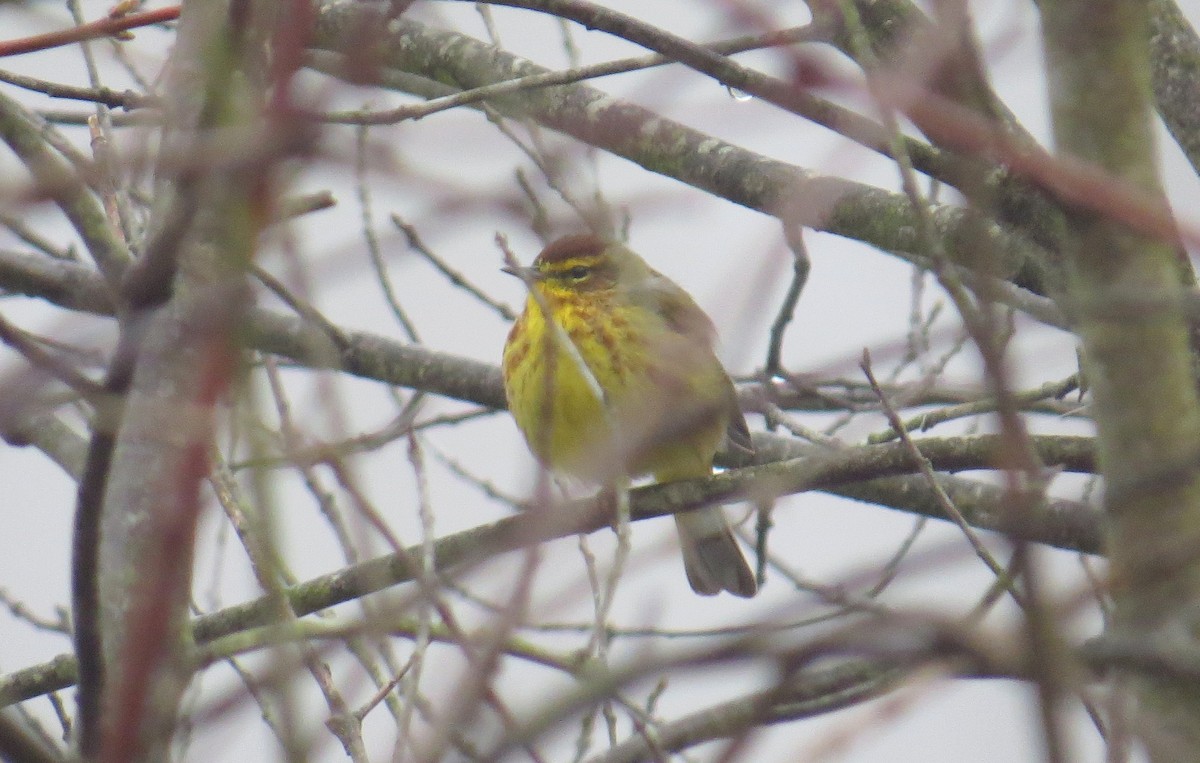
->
[502,264,540,281]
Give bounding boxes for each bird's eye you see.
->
[566,266,590,280]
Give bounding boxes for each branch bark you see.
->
[310,1,1057,293]
[1043,2,1200,759]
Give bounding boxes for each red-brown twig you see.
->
[0,6,180,58]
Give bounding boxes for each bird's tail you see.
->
[674,507,757,597]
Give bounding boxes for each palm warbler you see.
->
[502,234,757,597]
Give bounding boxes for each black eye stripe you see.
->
[567,266,590,279]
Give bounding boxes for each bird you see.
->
[501,233,757,597]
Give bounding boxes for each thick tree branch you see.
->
[1149,0,1200,176]
[311,1,1056,293]
[0,432,1096,708]
[0,244,1099,557]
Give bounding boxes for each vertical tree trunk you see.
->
[87,2,264,759]
[1041,2,1200,759]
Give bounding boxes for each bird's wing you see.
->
[632,272,717,345]
[635,273,755,458]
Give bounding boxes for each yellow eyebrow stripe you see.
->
[539,255,601,272]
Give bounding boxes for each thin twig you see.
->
[0,212,74,260]
[0,315,105,401]
[868,373,1082,444]
[251,265,349,350]
[392,215,515,321]
[765,234,809,376]
[864,516,928,599]
[0,588,71,635]
[71,0,137,245]
[0,6,180,58]
[861,349,1023,604]
[355,124,420,341]
[315,24,820,125]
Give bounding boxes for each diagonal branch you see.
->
[310,3,1056,292]
[0,431,1097,708]
[0,245,1099,560]
[0,6,180,58]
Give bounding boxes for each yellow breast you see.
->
[503,292,623,479]
[503,290,729,483]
